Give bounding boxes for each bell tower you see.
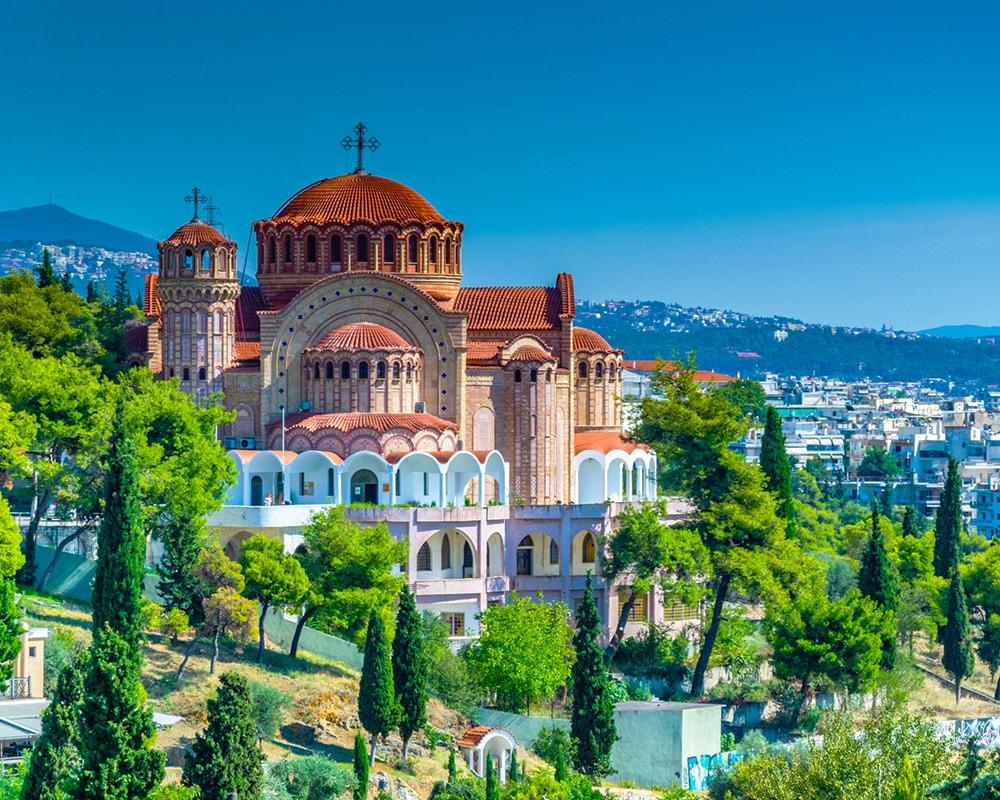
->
[156,188,240,397]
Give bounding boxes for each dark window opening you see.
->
[408,235,418,263]
[331,235,342,263]
[377,361,386,379]
[384,234,395,262]
[306,235,317,263]
[359,362,369,380]
[357,234,369,262]
[340,361,351,380]
[283,235,292,262]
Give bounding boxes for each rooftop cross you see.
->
[204,196,221,227]
[184,187,206,222]
[341,122,380,174]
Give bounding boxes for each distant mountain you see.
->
[917,324,1000,339]
[0,203,157,255]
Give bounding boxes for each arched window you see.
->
[167,252,176,275]
[429,237,437,264]
[313,363,320,380]
[198,367,206,381]
[595,362,604,379]
[445,238,452,264]
[376,361,386,379]
[356,234,369,262]
[609,363,616,380]
[326,361,334,379]
[514,369,522,383]
[358,362,369,380]
[582,533,596,563]
[516,536,533,576]
[406,364,413,381]
[268,237,276,265]
[213,309,223,331]
[407,234,418,263]
[183,249,194,269]
[392,362,401,380]
[441,534,452,570]
[549,539,559,565]
[547,369,553,382]
[530,369,538,383]
[384,234,395,263]
[340,361,351,380]
[283,235,292,262]
[163,311,174,333]
[306,234,317,263]
[200,250,211,271]
[182,367,190,381]
[417,543,431,571]
[331,235,342,264]
[578,362,588,379]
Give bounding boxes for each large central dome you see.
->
[272,174,444,226]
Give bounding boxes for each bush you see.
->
[532,724,577,766]
[393,757,417,775]
[423,612,483,714]
[612,624,689,688]
[429,777,485,800]
[720,732,736,752]
[605,679,629,705]
[707,680,769,705]
[43,624,78,696]
[425,723,452,750]
[248,680,292,739]
[769,680,805,729]
[800,706,823,733]
[265,755,357,800]
[625,677,652,701]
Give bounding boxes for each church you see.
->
[129,128,678,641]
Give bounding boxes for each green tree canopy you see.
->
[712,379,767,423]
[858,445,901,478]
[392,585,428,759]
[240,533,310,664]
[358,610,399,765]
[760,405,795,536]
[942,568,975,706]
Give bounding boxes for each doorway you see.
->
[250,475,263,506]
[350,469,379,504]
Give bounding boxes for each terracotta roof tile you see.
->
[508,344,556,363]
[465,340,504,365]
[456,726,493,748]
[622,360,735,383]
[273,412,457,435]
[160,220,232,248]
[234,341,260,362]
[454,286,563,331]
[124,322,148,353]
[573,327,618,353]
[144,274,160,317]
[304,322,418,353]
[574,430,649,455]
[555,272,575,318]
[267,174,446,226]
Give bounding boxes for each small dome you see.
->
[304,322,419,353]
[573,327,616,353]
[160,220,232,248]
[509,344,556,363]
[271,173,445,226]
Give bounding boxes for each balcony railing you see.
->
[0,677,30,699]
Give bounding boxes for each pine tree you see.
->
[901,506,918,538]
[447,747,457,783]
[508,748,519,784]
[485,755,499,800]
[60,270,74,292]
[554,746,568,782]
[392,585,427,760]
[156,512,206,628]
[759,405,795,536]
[86,281,98,303]
[859,503,898,670]
[935,458,962,578]
[892,754,919,800]
[571,573,618,778]
[943,567,975,706]
[358,610,399,766]
[36,248,56,287]
[353,731,369,800]
[182,672,263,800]
[20,650,87,800]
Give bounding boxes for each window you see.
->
[530,369,538,383]
[408,234,418,263]
[443,612,465,637]
[183,249,194,269]
[445,238,452,264]
[516,536,533,575]
[549,539,559,565]
[619,590,648,623]
[392,362,401,380]
[283,235,292,262]
[306,234,317,263]
[341,361,351,379]
[200,250,211,271]
[326,362,334,379]
[28,647,36,658]
[595,362,604,379]
[429,236,437,264]
[313,363,320,379]
[182,367,190,381]
[377,361,386,379]
[417,543,431,571]
[582,533,596,563]
[609,363,616,380]
[406,364,413,381]
[357,234,369,262]
[358,362,369,380]
[662,600,698,622]
[514,369,522,383]
[198,367,206,381]
[422,472,429,495]
[384,234,395,262]
[441,534,452,570]
[331,235,342,264]
[578,362,588,379]
[268,237,276,264]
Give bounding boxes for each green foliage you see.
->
[20,649,87,800]
[857,504,898,670]
[359,610,400,751]
[448,747,457,783]
[266,756,357,800]
[858,445,901,478]
[934,458,962,578]
[43,625,79,696]
[532,725,577,767]
[612,623,690,687]
[0,497,23,580]
[760,406,795,536]
[570,574,617,778]
[466,593,572,713]
[0,579,21,685]
[509,749,519,784]
[247,680,292,740]
[147,787,198,800]
[240,533,309,663]
[942,568,974,703]
[709,606,763,682]
[353,731,369,800]
[901,506,918,538]
[485,756,498,800]
[553,747,568,783]
[183,672,264,800]
[37,249,57,288]
[712,379,767,423]
[429,777,484,800]
[392,585,428,755]
[422,612,482,714]
[929,741,1000,798]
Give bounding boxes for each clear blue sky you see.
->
[3,1,1000,329]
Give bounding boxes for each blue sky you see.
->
[2,1,1000,329]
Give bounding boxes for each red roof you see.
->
[267,173,447,226]
[124,322,149,353]
[466,340,504,365]
[621,360,735,383]
[508,344,556,363]
[454,286,564,331]
[304,322,418,353]
[236,286,267,340]
[574,430,648,455]
[144,274,160,317]
[234,341,260,363]
[456,726,493,748]
[160,220,232,248]
[275,412,457,435]
[573,327,617,353]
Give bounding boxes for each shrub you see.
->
[532,724,576,766]
[265,755,357,800]
[612,624,689,688]
[707,680,769,705]
[393,757,417,775]
[720,732,736,752]
[429,777,485,800]
[800,706,823,733]
[625,677,652,701]
[423,612,483,714]
[425,723,452,750]
[769,680,805,729]
[605,679,629,705]
[248,680,292,739]
[42,624,78,696]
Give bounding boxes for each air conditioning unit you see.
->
[239,437,257,449]
[223,437,237,449]
[414,401,426,413]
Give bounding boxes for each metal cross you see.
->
[204,196,221,226]
[341,122,380,174]
[184,187,206,221]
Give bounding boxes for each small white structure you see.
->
[456,725,518,784]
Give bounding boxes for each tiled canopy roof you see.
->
[276,412,457,435]
[304,322,419,353]
[268,173,445,226]
[160,220,232,248]
[456,726,494,748]
[573,327,616,353]
[144,274,160,317]
[465,340,504,365]
[574,430,648,455]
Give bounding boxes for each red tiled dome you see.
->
[573,327,616,353]
[509,344,556,363]
[160,220,231,248]
[271,173,444,226]
[304,322,419,353]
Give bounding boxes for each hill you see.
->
[0,203,157,254]
[917,324,1000,339]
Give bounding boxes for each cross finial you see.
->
[204,196,221,227]
[341,122,380,174]
[184,187,206,222]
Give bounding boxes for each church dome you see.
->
[271,174,445,226]
[160,220,232,248]
[572,327,617,353]
[304,322,420,353]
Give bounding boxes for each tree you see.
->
[601,502,707,659]
[240,533,309,663]
[571,574,617,778]
[893,755,919,800]
[447,747,457,783]
[392,585,428,759]
[265,756,356,800]
[858,503,898,670]
[358,610,399,766]
[934,458,962,578]
[712,379,767,423]
[60,270,74,293]
[554,747,568,783]
[353,730,369,800]
[942,568,975,706]
[901,506,918,538]
[0,580,21,684]
[760,405,795,536]
[201,587,256,675]
[509,748,520,784]
[858,445,901,478]
[466,594,572,713]
[20,650,87,800]
[86,281,98,303]
[37,248,57,288]
[485,756,498,800]
[930,741,1000,799]
[291,508,406,656]
[183,672,264,800]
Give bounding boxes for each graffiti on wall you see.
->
[685,751,744,792]
[937,716,1000,748]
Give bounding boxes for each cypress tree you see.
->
[182,672,263,800]
[554,745,568,782]
[392,585,428,760]
[86,281,98,303]
[353,731,369,800]
[358,610,399,766]
[156,512,206,628]
[880,483,893,520]
[901,506,918,538]
[943,568,975,706]
[508,747,518,784]
[447,746,457,784]
[60,270,74,293]
[934,457,962,578]
[759,405,795,536]
[858,503,898,670]
[20,650,88,800]
[485,755,498,800]
[571,573,618,778]
[36,248,56,288]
